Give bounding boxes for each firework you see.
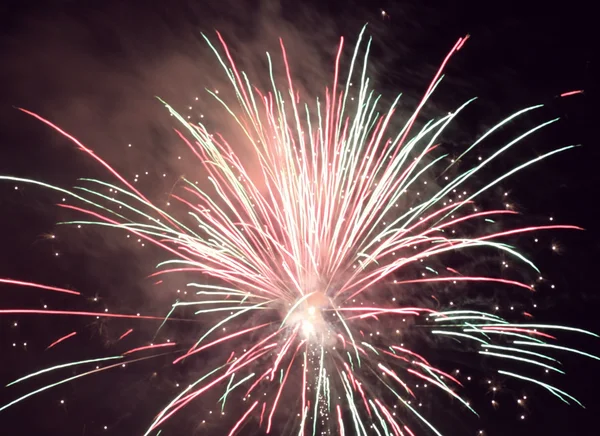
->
[1,26,595,435]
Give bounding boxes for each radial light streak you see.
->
[0,278,80,296]
[559,90,584,97]
[46,331,77,350]
[118,328,134,341]
[123,342,177,355]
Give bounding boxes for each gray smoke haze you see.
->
[0,1,412,311]
[0,1,452,164]
[0,0,478,315]
[1,1,382,164]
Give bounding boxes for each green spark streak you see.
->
[483,344,559,363]
[513,341,600,360]
[421,364,451,388]
[145,364,226,435]
[464,322,492,341]
[438,117,561,224]
[434,315,508,323]
[442,104,543,174]
[222,374,236,411]
[298,406,308,436]
[173,300,247,307]
[479,351,564,373]
[348,93,442,248]
[2,354,157,413]
[361,341,380,355]
[422,369,477,414]
[193,306,266,315]
[443,144,577,231]
[432,310,506,320]
[398,238,539,274]
[335,307,361,365]
[70,186,141,223]
[498,370,583,407]
[463,328,546,343]
[155,302,178,339]
[0,177,129,223]
[346,351,355,371]
[340,372,368,436]
[371,423,384,436]
[187,283,257,298]
[338,25,369,143]
[367,124,461,239]
[191,301,271,349]
[381,379,444,436]
[361,151,452,253]
[381,102,475,231]
[73,184,167,229]
[481,324,599,337]
[219,373,255,410]
[280,293,313,327]
[368,399,388,436]
[79,178,197,237]
[6,356,122,387]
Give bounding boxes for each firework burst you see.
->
[1,26,595,435]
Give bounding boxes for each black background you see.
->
[0,0,597,435]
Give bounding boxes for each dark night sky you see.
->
[0,0,598,435]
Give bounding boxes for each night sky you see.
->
[0,0,598,435]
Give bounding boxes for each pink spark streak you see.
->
[123,342,176,355]
[0,278,80,296]
[46,331,77,350]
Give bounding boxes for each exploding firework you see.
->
[1,26,595,436]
